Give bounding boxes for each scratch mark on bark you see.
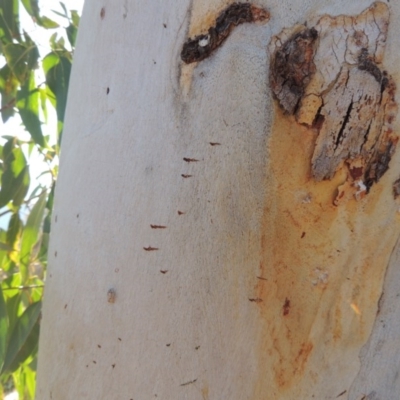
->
[180,379,197,386]
[143,246,159,251]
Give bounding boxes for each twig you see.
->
[2,284,44,291]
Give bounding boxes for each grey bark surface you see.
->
[36,1,400,399]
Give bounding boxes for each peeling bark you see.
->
[270,27,318,114]
[269,1,397,201]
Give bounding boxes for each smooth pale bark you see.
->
[37,0,400,399]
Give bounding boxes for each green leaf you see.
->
[66,10,80,48]
[0,230,14,272]
[38,16,59,29]
[22,32,40,70]
[66,22,77,48]
[12,165,30,207]
[16,72,45,147]
[19,191,47,282]
[3,42,39,84]
[24,364,37,399]
[0,287,9,372]
[0,139,29,208]
[6,319,39,374]
[0,242,10,251]
[1,301,41,374]
[59,2,68,17]
[21,1,58,30]
[43,53,71,123]
[0,65,18,123]
[51,9,68,19]
[20,0,39,19]
[71,10,80,27]
[4,291,21,330]
[0,0,19,43]
[38,87,48,123]
[6,213,21,249]
[3,44,28,83]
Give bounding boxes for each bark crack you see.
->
[335,100,353,150]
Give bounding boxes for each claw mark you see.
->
[107,288,116,303]
[183,157,199,162]
[209,142,221,146]
[336,390,347,398]
[180,379,197,387]
[249,298,263,303]
[283,298,291,316]
[143,246,159,251]
[181,3,269,63]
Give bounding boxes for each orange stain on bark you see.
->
[253,106,400,397]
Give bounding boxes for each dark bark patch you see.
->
[358,48,382,83]
[365,140,396,191]
[393,178,400,198]
[181,3,269,64]
[270,28,318,114]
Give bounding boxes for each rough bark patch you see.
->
[270,27,318,115]
[269,1,397,201]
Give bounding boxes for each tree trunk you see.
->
[36,0,400,399]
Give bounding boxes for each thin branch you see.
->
[0,209,13,218]
[2,284,44,291]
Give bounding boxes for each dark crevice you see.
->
[312,101,325,130]
[361,120,372,151]
[334,101,353,150]
[393,178,400,198]
[381,72,389,94]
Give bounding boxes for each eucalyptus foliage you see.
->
[0,1,79,398]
